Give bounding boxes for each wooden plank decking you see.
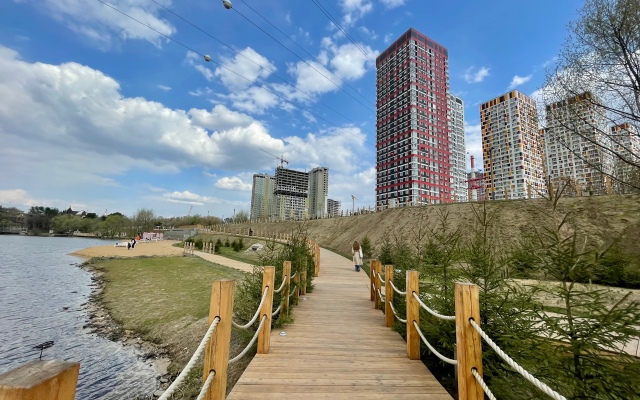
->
[227,248,453,399]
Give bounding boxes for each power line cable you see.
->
[309,0,375,64]
[94,0,375,146]
[229,4,375,113]
[235,0,374,107]
[147,0,372,131]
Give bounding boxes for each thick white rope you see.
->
[232,286,269,330]
[288,285,297,298]
[388,300,406,323]
[412,320,457,365]
[388,280,406,296]
[472,368,497,400]
[195,370,215,400]
[412,292,456,321]
[158,317,220,400]
[229,314,267,364]
[272,303,282,317]
[273,277,287,294]
[469,319,567,400]
[377,288,384,299]
[290,272,297,280]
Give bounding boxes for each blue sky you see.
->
[0,0,583,219]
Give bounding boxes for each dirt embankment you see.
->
[226,194,640,259]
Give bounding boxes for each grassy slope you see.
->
[229,194,640,261]
[91,256,249,398]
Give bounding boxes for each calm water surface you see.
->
[0,235,157,399]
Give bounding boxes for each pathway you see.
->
[227,248,452,399]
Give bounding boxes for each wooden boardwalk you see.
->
[227,248,452,399]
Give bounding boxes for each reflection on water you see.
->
[0,235,157,399]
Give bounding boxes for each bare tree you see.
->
[542,0,640,192]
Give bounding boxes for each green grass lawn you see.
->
[182,234,287,265]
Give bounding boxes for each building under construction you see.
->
[274,167,309,221]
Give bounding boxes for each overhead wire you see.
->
[230,3,375,113]
[147,0,374,136]
[235,0,375,107]
[309,0,375,64]
[94,0,375,146]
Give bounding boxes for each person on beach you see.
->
[352,240,363,272]
[127,240,131,250]
[131,238,136,249]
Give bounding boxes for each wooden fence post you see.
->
[258,266,275,354]
[406,270,420,360]
[282,261,291,317]
[315,243,320,276]
[370,259,376,301]
[301,268,307,295]
[0,360,80,400]
[203,279,235,400]
[454,282,483,400]
[374,261,382,310]
[293,272,300,306]
[385,265,394,327]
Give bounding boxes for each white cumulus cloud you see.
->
[463,66,490,83]
[509,74,532,89]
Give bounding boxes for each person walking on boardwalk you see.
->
[352,240,363,272]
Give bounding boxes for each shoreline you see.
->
[78,260,173,393]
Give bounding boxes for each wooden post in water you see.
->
[258,266,275,354]
[282,261,291,317]
[454,282,483,400]
[406,270,420,360]
[385,265,394,327]
[203,279,235,400]
[374,261,382,310]
[0,360,80,400]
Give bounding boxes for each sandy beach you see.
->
[71,239,184,259]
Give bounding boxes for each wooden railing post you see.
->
[0,360,80,400]
[293,271,300,306]
[203,279,235,400]
[315,243,320,276]
[258,266,275,354]
[282,261,291,317]
[374,261,382,310]
[454,282,483,400]
[406,270,420,360]
[301,268,307,295]
[385,265,394,327]
[370,259,376,301]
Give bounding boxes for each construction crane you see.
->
[351,194,358,214]
[187,205,193,216]
[103,209,108,216]
[260,148,289,168]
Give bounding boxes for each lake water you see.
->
[0,235,157,399]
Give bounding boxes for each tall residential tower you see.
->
[448,94,467,202]
[308,167,329,218]
[376,28,452,208]
[250,173,275,221]
[481,90,546,200]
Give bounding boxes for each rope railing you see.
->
[158,317,220,400]
[388,300,406,323]
[273,277,287,294]
[229,314,268,364]
[272,303,282,317]
[468,319,567,400]
[232,286,270,330]
[288,284,297,298]
[472,368,497,400]
[388,279,406,296]
[412,292,455,321]
[368,264,567,400]
[412,320,457,365]
[195,370,216,400]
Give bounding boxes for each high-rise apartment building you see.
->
[308,167,329,218]
[376,28,452,209]
[544,92,612,195]
[481,90,546,200]
[327,199,341,217]
[610,123,639,193]
[250,173,275,221]
[274,167,309,221]
[448,94,467,202]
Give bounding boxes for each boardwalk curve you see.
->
[227,248,452,399]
